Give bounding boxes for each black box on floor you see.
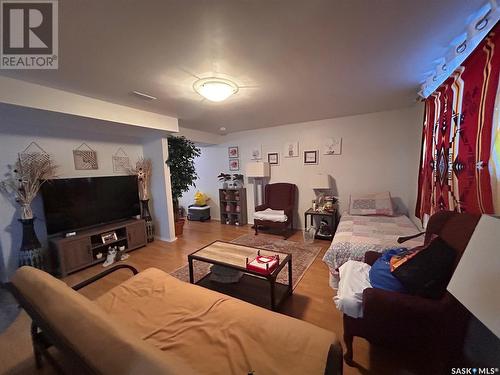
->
[187,205,211,221]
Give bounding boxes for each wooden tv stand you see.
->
[49,219,147,277]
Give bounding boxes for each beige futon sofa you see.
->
[11,265,343,375]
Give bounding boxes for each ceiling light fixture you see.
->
[193,77,238,102]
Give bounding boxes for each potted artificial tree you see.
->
[166,136,201,236]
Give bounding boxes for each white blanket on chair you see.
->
[334,260,372,318]
[253,208,288,222]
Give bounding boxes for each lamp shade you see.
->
[447,215,500,338]
[311,173,330,189]
[245,162,270,178]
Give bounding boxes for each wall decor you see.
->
[304,150,318,165]
[112,147,130,173]
[268,152,279,165]
[73,143,98,170]
[323,137,342,155]
[416,22,500,219]
[228,146,239,158]
[251,145,262,160]
[229,159,240,171]
[283,141,299,158]
[18,141,51,170]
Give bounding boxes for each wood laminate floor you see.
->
[0,220,429,375]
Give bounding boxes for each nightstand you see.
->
[304,208,338,240]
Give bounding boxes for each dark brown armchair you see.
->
[254,183,297,239]
[343,211,481,367]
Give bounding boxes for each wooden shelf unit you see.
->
[49,219,147,277]
[219,188,247,226]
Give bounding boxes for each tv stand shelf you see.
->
[49,219,147,277]
[90,236,127,250]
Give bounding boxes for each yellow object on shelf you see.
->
[194,191,209,206]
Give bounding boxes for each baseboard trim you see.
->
[154,236,177,242]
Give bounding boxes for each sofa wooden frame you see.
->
[7,264,139,374]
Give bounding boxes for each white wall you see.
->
[180,105,424,229]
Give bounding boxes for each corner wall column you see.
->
[142,137,176,242]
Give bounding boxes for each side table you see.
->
[304,208,338,240]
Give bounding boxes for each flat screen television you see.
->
[41,176,141,236]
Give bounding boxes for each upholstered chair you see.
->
[343,211,481,369]
[253,183,297,239]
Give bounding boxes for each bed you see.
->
[322,213,424,288]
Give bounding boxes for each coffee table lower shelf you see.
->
[194,272,291,311]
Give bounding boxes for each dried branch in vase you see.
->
[129,157,152,201]
[0,154,58,220]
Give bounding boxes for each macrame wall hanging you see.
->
[18,141,51,170]
[73,142,98,170]
[112,147,130,173]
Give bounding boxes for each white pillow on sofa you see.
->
[348,191,394,216]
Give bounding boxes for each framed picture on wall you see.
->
[304,150,318,165]
[251,145,262,160]
[283,141,299,158]
[323,137,342,155]
[228,146,239,158]
[229,159,240,171]
[268,152,279,165]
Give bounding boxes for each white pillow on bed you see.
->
[348,191,394,216]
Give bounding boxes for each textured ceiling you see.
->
[0,0,484,133]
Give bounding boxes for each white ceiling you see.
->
[0,0,484,134]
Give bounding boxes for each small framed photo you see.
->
[267,152,279,165]
[228,146,239,158]
[304,150,318,165]
[283,141,299,158]
[323,137,342,155]
[251,145,262,160]
[101,231,118,244]
[229,159,240,171]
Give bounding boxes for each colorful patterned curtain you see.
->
[416,22,500,219]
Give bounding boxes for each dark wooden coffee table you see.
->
[188,240,292,311]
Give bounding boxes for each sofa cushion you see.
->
[11,266,189,375]
[95,267,338,375]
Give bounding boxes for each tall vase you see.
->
[140,199,155,242]
[19,218,44,269]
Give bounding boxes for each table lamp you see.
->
[311,173,330,210]
[447,215,500,338]
[245,162,270,206]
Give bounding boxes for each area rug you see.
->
[170,233,322,289]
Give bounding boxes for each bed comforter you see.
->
[322,214,424,288]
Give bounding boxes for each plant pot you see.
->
[175,219,185,236]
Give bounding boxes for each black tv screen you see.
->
[41,176,140,235]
